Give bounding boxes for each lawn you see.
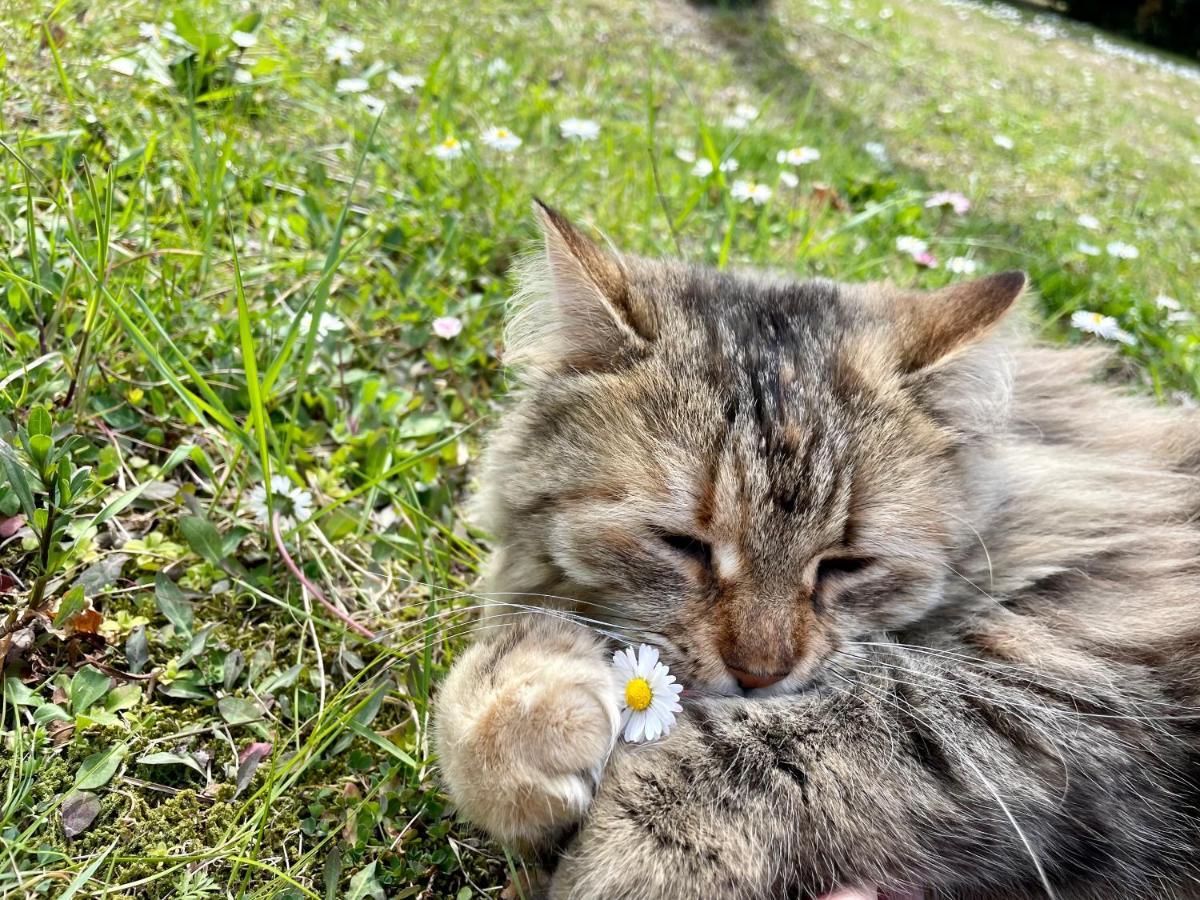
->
[0,0,1197,896]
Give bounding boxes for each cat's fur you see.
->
[434,202,1200,899]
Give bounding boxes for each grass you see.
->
[0,0,1197,896]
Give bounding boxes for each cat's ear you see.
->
[874,271,1027,372]
[505,201,656,371]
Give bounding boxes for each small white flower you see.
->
[675,147,696,163]
[992,134,1015,150]
[1155,294,1182,311]
[896,235,929,256]
[718,158,739,173]
[109,58,138,77]
[1071,310,1135,345]
[731,180,772,205]
[1106,241,1139,260]
[138,23,160,41]
[486,58,510,76]
[387,71,425,93]
[863,141,889,163]
[325,35,364,66]
[233,67,253,85]
[231,30,257,48]
[724,103,760,129]
[1168,310,1195,325]
[245,475,315,530]
[300,312,345,340]
[1077,241,1101,256]
[480,126,522,152]
[946,256,979,275]
[560,118,600,141]
[336,77,370,94]
[779,171,799,188]
[359,94,385,114]
[613,644,683,743]
[691,158,714,178]
[433,316,463,339]
[880,6,894,18]
[1076,213,1101,230]
[430,137,466,160]
[777,146,821,166]
[925,191,970,215]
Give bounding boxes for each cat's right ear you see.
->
[504,201,657,372]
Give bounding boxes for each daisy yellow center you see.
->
[625,677,652,711]
[1090,313,1104,325]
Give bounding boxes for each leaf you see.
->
[154,573,193,636]
[4,676,37,706]
[346,862,384,900]
[61,791,101,839]
[157,671,209,700]
[27,405,52,437]
[74,743,127,790]
[33,702,72,724]
[0,515,24,538]
[75,554,128,594]
[179,515,225,567]
[53,585,87,628]
[126,625,149,675]
[234,741,272,797]
[218,696,264,726]
[69,666,111,715]
[177,623,216,667]
[257,663,301,695]
[104,683,141,713]
[323,845,343,900]
[222,649,245,691]
[0,446,36,521]
[137,751,205,777]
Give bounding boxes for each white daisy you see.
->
[486,58,510,76]
[992,134,1015,150]
[336,77,370,94]
[1070,310,1135,345]
[1155,294,1182,311]
[387,71,425,93]
[432,316,463,339]
[945,256,979,275]
[723,103,759,129]
[1106,241,1139,260]
[230,30,257,48]
[430,137,466,160]
[896,235,929,256]
[718,158,739,173]
[480,126,522,152]
[245,475,315,530]
[613,644,683,743]
[779,171,799,188]
[359,94,386,115]
[674,147,696,163]
[1076,213,1101,230]
[560,118,600,141]
[325,35,364,66]
[691,158,714,177]
[1077,241,1101,256]
[731,180,772,205]
[863,141,889,163]
[777,146,821,166]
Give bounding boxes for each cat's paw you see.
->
[435,623,620,849]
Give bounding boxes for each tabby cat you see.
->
[434,202,1200,899]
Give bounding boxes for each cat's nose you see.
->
[726,666,789,691]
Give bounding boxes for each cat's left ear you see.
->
[873,271,1027,372]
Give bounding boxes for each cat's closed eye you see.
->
[814,555,875,584]
[657,531,714,569]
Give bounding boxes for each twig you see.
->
[270,512,375,638]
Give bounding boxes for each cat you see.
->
[434,201,1200,899]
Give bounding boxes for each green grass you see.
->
[0,0,1197,896]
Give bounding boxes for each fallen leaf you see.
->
[234,742,272,797]
[62,791,101,839]
[0,516,24,539]
[218,696,264,726]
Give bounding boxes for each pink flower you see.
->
[913,250,939,268]
[925,191,970,215]
[432,316,463,339]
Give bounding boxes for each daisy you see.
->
[1106,241,1139,260]
[1071,311,1135,345]
[992,134,1015,150]
[691,158,714,178]
[896,235,929,257]
[325,35,364,66]
[387,71,425,93]
[480,126,522,152]
[230,30,257,48]
[945,256,978,274]
[430,137,465,160]
[723,103,759,129]
[925,191,970,215]
[718,158,739,173]
[359,94,385,115]
[777,146,821,166]
[1077,241,1101,257]
[731,180,772,205]
[486,58,510,76]
[336,77,369,94]
[863,141,889,164]
[913,250,939,268]
[246,475,314,530]
[300,312,345,340]
[779,171,799,188]
[613,644,683,743]
[1076,213,1101,230]
[432,316,463,339]
[674,147,696,163]
[560,118,600,141]
[1156,294,1182,312]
